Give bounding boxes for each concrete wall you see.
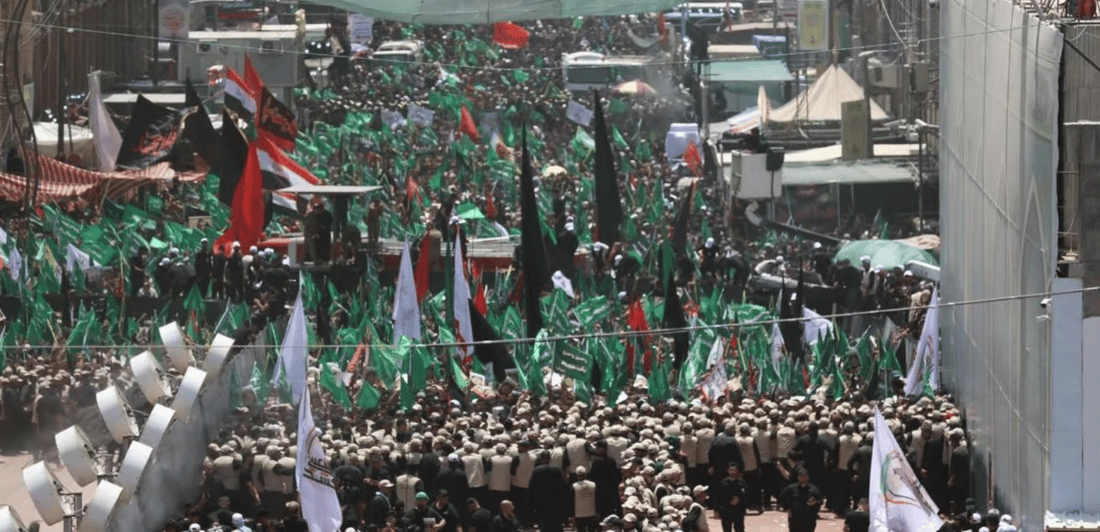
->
[938,0,1062,525]
[107,333,268,531]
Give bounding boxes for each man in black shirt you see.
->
[129,249,147,297]
[433,490,462,532]
[371,479,395,527]
[528,451,567,532]
[407,491,445,532]
[718,463,748,532]
[491,500,520,532]
[225,243,245,301]
[779,469,824,532]
[465,497,493,532]
[195,238,213,297]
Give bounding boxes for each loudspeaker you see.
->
[765,146,785,171]
[96,386,139,443]
[55,425,99,486]
[202,333,235,375]
[138,404,176,449]
[130,351,171,404]
[22,462,70,525]
[82,481,124,532]
[171,367,207,422]
[160,322,195,372]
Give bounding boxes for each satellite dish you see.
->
[96,386,139,443]
[160,322,194,372]
[202,333,235,375]
[171,367,207,422]
[82,481,123,532]
[138,404,176,449]
[0,506,28,532]
[129,351,171,404]
[55,425,99,486]
[22,461,70,525]
[117,441,154,501]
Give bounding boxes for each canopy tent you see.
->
[301,0,680,24]
[767,64,889,123]
[834,239,938,269]
[0,154,204,204]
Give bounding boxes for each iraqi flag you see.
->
[224,68,258,120]
[256,132,321,212]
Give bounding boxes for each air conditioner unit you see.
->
[259,40,282,54]
[869,65,901,89]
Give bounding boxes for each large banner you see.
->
[797,0,828,51]
[159,0,190,40]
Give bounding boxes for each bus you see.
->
[664,2,745,29]
[561,52,663,93]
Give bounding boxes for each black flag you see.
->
[183,79,219,168]
[592,90,623,246]
[672,180,696,257]
[217,109,250,205]
[116,95,184,169]
[468,299,515,383]
[663,276,689,368]
[520,127,550,339]
[779,283,802,359]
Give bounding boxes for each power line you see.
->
[7,282,1089,352]
[0,15,1048,75]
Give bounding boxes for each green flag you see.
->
[357,381,381,410]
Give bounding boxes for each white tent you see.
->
[34,122,96,164]
[768,64,889,123]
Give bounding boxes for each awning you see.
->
[302,0,681,24]
[0,155,204,203]
[782,161,914,186]
[705,59,793,83]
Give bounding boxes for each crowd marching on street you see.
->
[0,9,982,532]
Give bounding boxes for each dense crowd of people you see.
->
[0,9,970,532]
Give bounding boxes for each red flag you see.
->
[215,143,265,253]
[415,232,432,302]
[244,55,262,98]
[485,192,498,220]
[625,341,636,376]
[683,140,703,176]
[474,284,488,316]
[346,344,366,372]
[657,13,669,44]
[406,175,421,203]
[627,300,654,374]
[460,105,479,142]
[493,22,530,49]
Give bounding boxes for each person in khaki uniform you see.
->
[570,466,598,532]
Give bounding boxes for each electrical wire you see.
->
[0,14,1047,74]
[8,282,1091,351]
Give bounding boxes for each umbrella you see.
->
[612,80,657,95]
[834,239,938,270]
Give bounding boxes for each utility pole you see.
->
[56,1,67,161]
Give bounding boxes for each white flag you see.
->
[869,408,942,532]
[566,99,594,126]
[8,247,21,281]
[273,288,309,403]
[407,103,435,127]
[452,232,473,359]
[392,241,422,343]
[802,307,834,345]
[0,225,8,245]
[65,244,92,273]
[903,287,939,396]
[382,109,405,130]
[295,391,344,532]
[88,71,122,172]
[770,323,785,364]
[700,362,728,403]
[551,270,574,298]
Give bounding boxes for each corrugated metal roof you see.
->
[706,59,794,83]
